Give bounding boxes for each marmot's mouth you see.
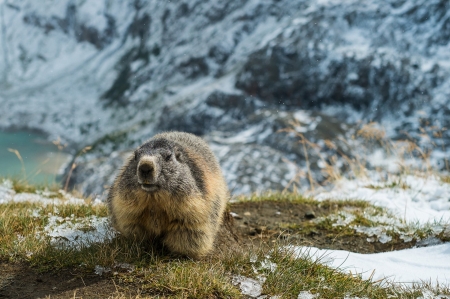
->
[141,183,160,192]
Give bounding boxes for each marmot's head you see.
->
[133,138,196,195]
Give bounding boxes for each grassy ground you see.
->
[1,182,449,298]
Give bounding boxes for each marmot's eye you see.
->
[165,153,172,161]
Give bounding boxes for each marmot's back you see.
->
[107,131,229,258]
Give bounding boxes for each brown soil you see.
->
[0,201,417,299]
[227,200,416,254]
[0,263,118,299]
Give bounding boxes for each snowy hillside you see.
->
[0,0,449,196]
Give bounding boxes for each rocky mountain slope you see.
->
[1,0,449,197]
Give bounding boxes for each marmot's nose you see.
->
[137,156,159,183]
[139,163,154,177]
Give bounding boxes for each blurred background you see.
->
[0,0,449,198]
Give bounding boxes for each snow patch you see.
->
[311,174,450,224]
[232,275,263,298]
[291,244,450,286]
[297,291,318,299]
[42,214,115,250]
[0,179,98,206]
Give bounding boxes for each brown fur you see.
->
[107,132,229,258]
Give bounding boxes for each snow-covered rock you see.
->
[1,0,449,196]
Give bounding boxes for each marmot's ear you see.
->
[174,147,184,163]
[134,150,138,161]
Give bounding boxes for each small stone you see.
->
[248,228,257,236]
[230,212,243,219]
[304,210,316,219]
[244,211,251,216]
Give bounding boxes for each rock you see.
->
[230,212,243,220]
[2,0,449,198]
[304,211,316,220]
[248,228,257,236]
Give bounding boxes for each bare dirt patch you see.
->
[0,200,418,298]
[228,200,416,254]
[0,262,120,299]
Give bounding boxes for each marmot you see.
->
[107,132,229,258]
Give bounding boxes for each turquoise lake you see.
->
[0,131,71,185]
